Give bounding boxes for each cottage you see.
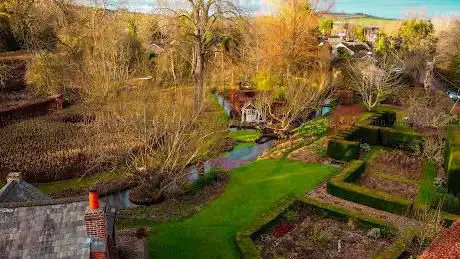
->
[333,41,372,58]
[241,102,265,123]
[0,173,117,258]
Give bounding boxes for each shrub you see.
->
[327,160,412,214]
[353,125,380,145]
[447,148,460,195]
[294,117,329,137]
[446,128,460,194]
[360,143,372,152]
[380,127,424,151]
[367,228,382,239]
[0,118,133,182]
[326,138,360,161]
[187,169,226,195]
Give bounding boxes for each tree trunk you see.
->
[194,40,205,111]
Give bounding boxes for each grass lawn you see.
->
[145,159,337,259]
[36,169,128,194]
[228,130,261,142]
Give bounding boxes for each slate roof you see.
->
[342,42,370,54]
[0,201,90,258]
[0,180,52,203]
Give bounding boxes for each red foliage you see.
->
[272,222,295,238]
[329,104,365,132]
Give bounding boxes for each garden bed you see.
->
[256,205,393,259]
[366,149,425,181]
[356,174,418,200]
[237,198,398,259]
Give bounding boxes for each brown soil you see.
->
[367,150,425,181]
[256,208,393,259]
[117,176,228,224]
[116,228,147,259]
[287,146,323,163]
[356,174,418,200]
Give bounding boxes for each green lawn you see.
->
[36,169,128,194]
[146,159,337,259]
[228,130,261,142]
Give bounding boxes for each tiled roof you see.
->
[0,201,90,258]
[0,180,52,203]
[343,42,370,53]
[419,219,460,259]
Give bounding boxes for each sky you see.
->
[83,0,460,19]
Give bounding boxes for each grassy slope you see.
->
[36,169,127,194]
[147,160,336,259]
[228,130,261,143]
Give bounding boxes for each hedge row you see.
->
[327,110,425,161]
[326,138,360,161]
[236,197,398,259]
[327,160,412,214]
[446,127,460,194]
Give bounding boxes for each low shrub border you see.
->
[326,110,426,162]
[327,160,412,214]
[446,127,460,194]
[236,197,398,259]
[327,160,459,225]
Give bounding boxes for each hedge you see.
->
[327,160,412,214]
[326,111,413,162]
[326,138,360,161]
[353,125,381,145]
[446,127,460,194]
[236,197,398,259]
[447,148,460,195]
[379,127,425,151]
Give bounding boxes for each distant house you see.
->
[363,27,380,44]
[332,41,372,58]
[241,102,265,123]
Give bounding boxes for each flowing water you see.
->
[103,94,273,209]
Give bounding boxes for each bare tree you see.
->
[347,55,405,111]
[257,70,334,137]
[158,0,243,110]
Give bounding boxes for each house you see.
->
[332,41,372,58]
[363,26,380,45]
[241,102,265,123]
[0,172,117,258]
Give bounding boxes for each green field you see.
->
[228,130,261,142]
[146,159,337,258]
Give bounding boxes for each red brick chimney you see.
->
[85,191,108,258]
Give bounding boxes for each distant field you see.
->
[322,13,402,35]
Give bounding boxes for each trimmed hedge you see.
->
[327,138,360,161]
[446,127,460,194]
[236,197,398,259]
[379,127,425,151]
[327,160,412,214]
[326,110,416,162]
[353,125,381,145]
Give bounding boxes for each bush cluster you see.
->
[0,118,130,182]
[295,117,329,137]
[446,127,460,194]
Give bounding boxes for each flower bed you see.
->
[327,159,458,224]
[236,198,400,259]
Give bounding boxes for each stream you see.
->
[102,94,273,210]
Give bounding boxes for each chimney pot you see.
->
[6,172,22,182]
[89,191,99,209]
